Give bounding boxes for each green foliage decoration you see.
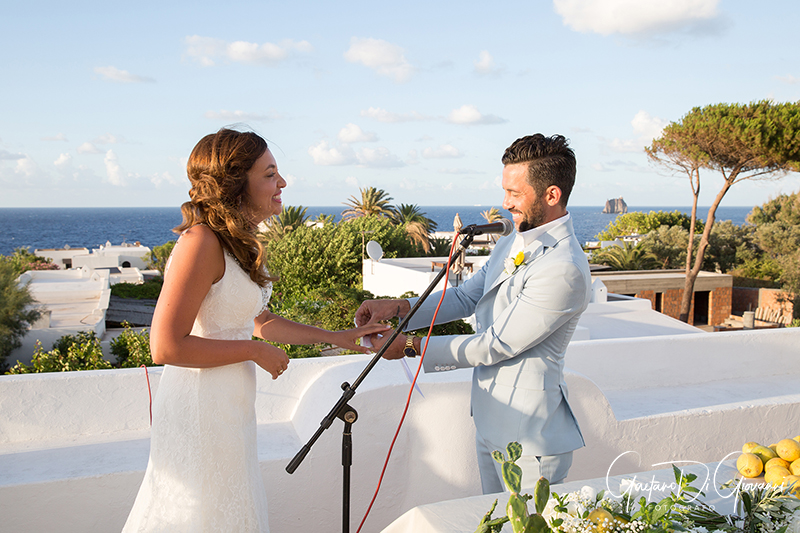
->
[476,442,550,533]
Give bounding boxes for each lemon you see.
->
[766,457,792,471]
[752,445,778,465]
[785,475,800,497]
[790,459,800,476]
[769,444,779,454]
[742,442,761,453]
[587,508,615,533]
[737,453,764,478]
[777,439,800,462]
[794,435,800,443]
[765,466,791,486]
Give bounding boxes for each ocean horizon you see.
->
[0,205,755,257]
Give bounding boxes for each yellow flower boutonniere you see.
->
[504,250,529,275]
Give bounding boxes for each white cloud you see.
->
[104,150,126,186]
[360,107,428,123]
[308,140,357,166]
[149,171,182,188]
[604,110,668,154]
[479,175,503,189]
[344,37,414,83]
[337,123,378,143]
[77,142,101,154]
[205,110,282,122]
[776,74,800,84]
[607,138,642,153]
[631,110,668,142]
[282,173,299,187]
[356,147,405,168]
[0,149,25,161]
[94,66,155,83]
[440,168,474,175]
[14,157,39,177]
[94,133,125,145]
[54,153,72,168]
[422,144,462,159]
[42,133,68,142]
[345,176,359,187]
[184,35,312,67]
[447,104,506,125]
[553,0,720,36]
[474,50,503,76]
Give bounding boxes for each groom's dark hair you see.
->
[502,134,576,207]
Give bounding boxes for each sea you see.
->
[0,205,755,257]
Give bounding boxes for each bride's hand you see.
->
[329,323,391,354]
[252,342,290,380]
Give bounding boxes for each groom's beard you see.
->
[516,200,547,233]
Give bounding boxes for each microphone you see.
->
[459,218,514,237]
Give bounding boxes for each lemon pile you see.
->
[736,436,800,495]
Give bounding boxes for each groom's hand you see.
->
[355,298,410,326]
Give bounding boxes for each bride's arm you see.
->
[254,311,390,354]
[150,225,288,378]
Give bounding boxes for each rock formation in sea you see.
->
[602,197,628,214]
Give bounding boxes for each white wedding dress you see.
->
[123,252,273,532]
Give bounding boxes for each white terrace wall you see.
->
[1,328,799,532]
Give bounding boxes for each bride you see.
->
[122,128,388,532]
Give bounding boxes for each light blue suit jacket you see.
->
[404,218,591,457]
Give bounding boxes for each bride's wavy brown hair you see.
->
[175,128,277,286]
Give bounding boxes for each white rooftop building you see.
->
[1,255,798,532]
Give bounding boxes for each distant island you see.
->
[603,197,628,214]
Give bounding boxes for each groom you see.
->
[355,134,592,493]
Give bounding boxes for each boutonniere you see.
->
[504,251,530,275]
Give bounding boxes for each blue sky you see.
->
[2,0,799,209]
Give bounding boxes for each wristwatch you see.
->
[403,336,418,358]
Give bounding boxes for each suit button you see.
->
[476,322,482,330]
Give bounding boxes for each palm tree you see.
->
[391,203,438,254]
[429,236,453,256]
[480,207,504,223]
[342,187,396,220]
[393,203,438,232]
[260,205,309,241]
[590,241,660,271]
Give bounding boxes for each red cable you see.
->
[141,364,152,426]
[356,237,461,532]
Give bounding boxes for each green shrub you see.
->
[0,261,42,370]
[8,331,112,374]
[110,322,155,367]
[111,278,163,299]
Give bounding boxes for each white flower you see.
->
[694,527,708,533]
[580,485,598,501]
[504,257,516,274]
[620,478,640,499]
[565,500,585,517]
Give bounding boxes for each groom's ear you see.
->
[544,185,562,206]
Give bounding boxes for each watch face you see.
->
[403,347,416,357]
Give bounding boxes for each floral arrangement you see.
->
[504,251,529,276]
[476,442,800,533]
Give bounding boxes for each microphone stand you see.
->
[285,232,477,533]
